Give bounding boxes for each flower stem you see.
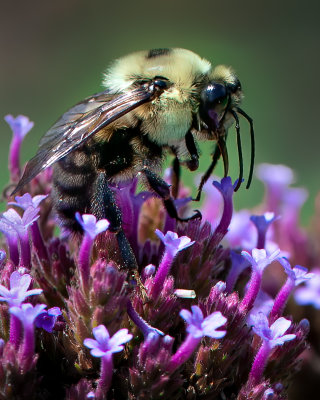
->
[9,136,21,182]
[30,222,49,263]
[78,235,93,295]
[167,333,201,373]
[240,270,262,313]
[249,341,271,385]
[96,353,113,399]
[19,322,35,371]
[269,278,294,323]
[19,232,31,269]
[9,314,21,348]
[150,251,175,301]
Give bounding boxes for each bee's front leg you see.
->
[141,167,201,222]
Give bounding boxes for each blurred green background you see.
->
[1,0,319,223]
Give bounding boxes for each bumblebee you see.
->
[13,48,254,270]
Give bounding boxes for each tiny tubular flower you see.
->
[180,305,227,339]
[0,270,42,307]
[155,229,195,257]
[35,306,62,332]
[84,325,132,358]
[294,268,320,309]
[241,248,281,272]
[84,325,133,397]
[9,193,48,210]
[249,312,296,385]
[5,114,34,140]
[75,213,110,240]
[9,303,47,326]
[167,306,227,373]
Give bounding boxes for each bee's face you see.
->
[103,48,243,135]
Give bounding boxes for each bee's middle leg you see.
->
[91,171,138,271]
[141,167,201,222]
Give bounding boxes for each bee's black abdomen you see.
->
[52,147,96,232]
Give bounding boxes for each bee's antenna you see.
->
[230,110,243,191]
[236,107,255,189]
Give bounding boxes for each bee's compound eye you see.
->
[153,76,170,89]
[201,83,227,105]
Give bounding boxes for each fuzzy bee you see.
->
[13,48,254,271]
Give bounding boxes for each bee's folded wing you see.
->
[12,87,154,194]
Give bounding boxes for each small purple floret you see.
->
[0,270,42,307]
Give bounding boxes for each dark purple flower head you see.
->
[9,193,48,211]
[155,229,195,257]
[212,176,236,198]
[9,303,47,327]
[0,270,42,307]
[84,325,132,358]
[251,312,296,348]
[180,305,227,339]
[75,213,109,240]
[35,306,62,332]
[278,258,314,286]
[5,115,34,140]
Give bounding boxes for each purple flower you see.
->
[249,312,296,385]
[251,313,296,348]
[250,212,279,249]
[278,258,314,286]
[5,114,34,140]
[155,229,195,257]
[0,207,39,233]
[294,268,320,309]
[9,193,48,210]
[241,248,280,272]
[75,213,110,240]
[180,305,227,339]
[35,306,62,332]
[75,213,110,295]
[5,115,34,182]
[84,325,132,357]
[10,303,47,326]
[150,230,195,300]
[84,325,133,397]
[167,306,227,373]
[0,270,42,307]
[240,248,280,313]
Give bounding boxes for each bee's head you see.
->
[200,65,243,132]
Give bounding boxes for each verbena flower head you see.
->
[35,306,62,332]
[155,229,195,257]
[10,303,47,327]
[84,325,132,357]
[180,305,227,339]
[0,270,42,306]
[75,213,109,240]
[278,257,314,286]
[5,115,34,140]
[0,207,39,235]
[9,193,48,210]
[241,248,281,272]
[251,312,296,348]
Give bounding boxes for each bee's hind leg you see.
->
[141,167,202,222]
[91,171,138,273]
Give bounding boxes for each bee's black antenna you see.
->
[230,110,243,191]
[236,107,255,189]
[217,136,229,179]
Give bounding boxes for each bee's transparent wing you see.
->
[13,87,154,194]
